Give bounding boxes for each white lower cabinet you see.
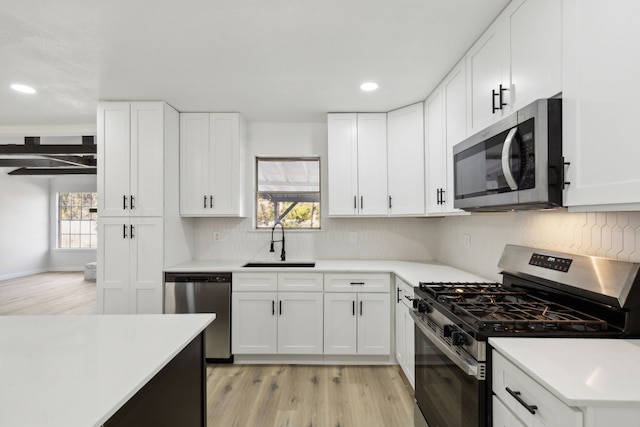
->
[492,351,582,427]
[97,217,164,314]
[395,278,415,388]
[232,273,323,355]
[324,273,391,355]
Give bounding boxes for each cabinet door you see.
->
[180,113,210,215]
[443,59,470,215]
[466,14,510,135]
[358,293,390,355]
[327,113,359,216]
[493,396,526,427]
[357,113,388,216]
[402,307,415,387]
[563,0,640,210]
[98,102,131,217]
[395,286,406,368]
[209,113,241,215]
[97,218,131,314]
[387,103,425,216]
[324,293,357,354]
[232,292,278,354]
[128,217,164,314]
[277,292,323,354]
[508,0,561,111]
[130,102,165,217]
[425,87,446,214]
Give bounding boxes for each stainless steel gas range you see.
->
[411,244,640,427]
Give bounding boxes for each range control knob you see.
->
[451,331,466,346]
[416,301,430,314]
[443,324,455,337]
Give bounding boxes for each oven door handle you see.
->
[501,127,519,191]
[410,311,479,378]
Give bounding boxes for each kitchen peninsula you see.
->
[0,313,214,427]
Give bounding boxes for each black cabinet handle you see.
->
[130,224,135,238]
[350,282,365,285]
[562,157,571,189]
[389,196,392,209]
[123,224,127,238]
[492,89,500,113]
[272,300,275,316]
[360,196,364,210]
[397,288,402,303]
[506,387,538,414]
[404,295,414,302]
[499,84,508,110]
[210,195,213,208]
[279,300,282,315]
[352,301,355,316]
[130,195,135,209]
[204,195,207,208]
[353,195,357,210]
[123,195,128,209]
[440,189,445,204]
[360,300,363,316]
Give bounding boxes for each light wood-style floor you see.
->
[0,272,416,427]
[0,271,96,315]
[206,364,415,427]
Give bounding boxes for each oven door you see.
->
[411,311,486,427]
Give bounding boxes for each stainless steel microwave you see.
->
[453,98,563,212]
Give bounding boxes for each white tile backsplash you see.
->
[431,210,640,281]
[194,217,435,262]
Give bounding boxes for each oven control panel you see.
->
[529,253,572,272]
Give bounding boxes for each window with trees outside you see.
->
[256,157,320,229]
[58,192,98,248]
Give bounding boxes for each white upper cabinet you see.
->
[98,102,167,217]
[327,113,388,216]
[466,0,561,135]
[426,59,469,216]
[562,0,640,211]
[387,103,425,216]
[179,112,247,216]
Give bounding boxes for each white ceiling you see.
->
[0,0,510,135]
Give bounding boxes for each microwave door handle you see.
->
[501,127,519,191]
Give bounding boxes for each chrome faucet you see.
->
[270,222,286,261]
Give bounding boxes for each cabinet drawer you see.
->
[233,273,278,292]
[492,351,582,427]
[396,276,415,309]
[324,274,390,293]
[278,273,324,292]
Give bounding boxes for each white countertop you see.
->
[490,338,640,407]
[0,313,215,427]
[166,259,492,287]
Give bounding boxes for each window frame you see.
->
[255,156,321,230]
[57,192,98,249]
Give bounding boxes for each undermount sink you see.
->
[242,262,316,268]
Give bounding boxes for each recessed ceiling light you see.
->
[360,82,379,92]
[11,84,36,94]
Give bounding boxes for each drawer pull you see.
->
[350,282,365,285]
[506,387,538,414]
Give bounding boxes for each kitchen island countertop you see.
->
[0,313,215,427]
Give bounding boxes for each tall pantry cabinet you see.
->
[97,102,179,314]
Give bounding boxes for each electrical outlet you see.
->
[213,232,221,242]
[349,231,358,243]
[464,234,471,249]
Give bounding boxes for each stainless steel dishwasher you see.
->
[164,272,232,362]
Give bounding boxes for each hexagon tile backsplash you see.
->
[433,210,640,281]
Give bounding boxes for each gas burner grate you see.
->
[419,282,525,297]
[453,300,609,332]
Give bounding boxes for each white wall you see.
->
[192,122,435,262]
[0,173,50,280]
[431,210,640,282]
[48,175,98,271]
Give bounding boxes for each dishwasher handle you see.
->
[164,272,232,283]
